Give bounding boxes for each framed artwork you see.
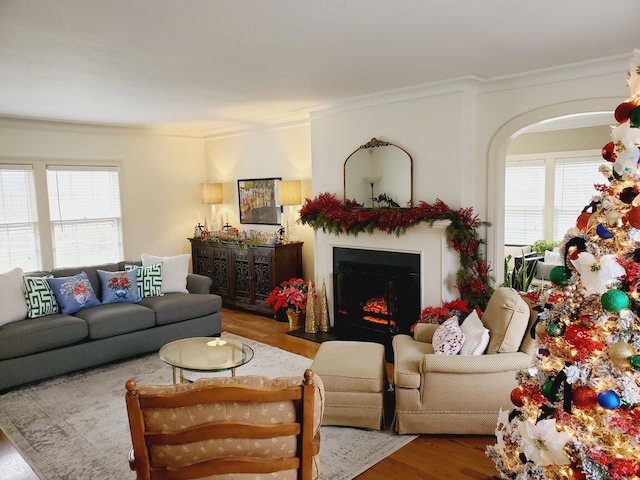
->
[237,177,282,225]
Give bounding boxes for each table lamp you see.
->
[278,180,302,243]
[201,182,223,231]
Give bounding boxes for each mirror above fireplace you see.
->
[343,138,413,208]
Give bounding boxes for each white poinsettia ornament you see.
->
[517,419,571,466]
[570,252,625,295]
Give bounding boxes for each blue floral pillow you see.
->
[47,272,101,314]
[97,269,141,304]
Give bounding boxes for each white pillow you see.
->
[141,254,190,293]
[432,317,465,355]
[459,310,490,355]
[0,268,28,326]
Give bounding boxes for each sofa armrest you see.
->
[413,323,438,343]
[421,351,533,374]
[186,273,212,294]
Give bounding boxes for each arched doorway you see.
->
[487,98,617,284]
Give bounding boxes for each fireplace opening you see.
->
[333,248,420,355]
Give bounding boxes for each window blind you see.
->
[0,165,41,271]
[505,161,545,244]
[47,166,123,267]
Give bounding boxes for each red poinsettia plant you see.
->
[266,278,311,314]
[411,298,479,332]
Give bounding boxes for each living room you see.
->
[1,2,640,479]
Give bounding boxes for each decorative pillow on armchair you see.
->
[97,269,141,304]
[459,310,490,355]
[432,317,465,355]
[47,271,101,315]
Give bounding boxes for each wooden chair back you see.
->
[125,369,320,480]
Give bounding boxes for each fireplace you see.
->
[333,247,420,343]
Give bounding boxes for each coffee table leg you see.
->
[171,366,177,385]
[231,368,236,377]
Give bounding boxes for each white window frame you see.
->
[505,149,603,244]
[0,158,125,271]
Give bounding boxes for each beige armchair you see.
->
[392,287,537,435]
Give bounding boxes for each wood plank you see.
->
[0,306,501,480]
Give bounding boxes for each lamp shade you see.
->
[278,180,302,206]
[201,183,223,204]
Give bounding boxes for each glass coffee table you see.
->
[159,337,254,384]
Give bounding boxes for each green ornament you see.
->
[542,379,559,402]
[630,355,640,371]
[547,323,564,337]
[613,168,624,180]
[629,105,640,128]
[601,289,629,313]
[549,266,570,287]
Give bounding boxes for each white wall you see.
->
[203,122,315,280]
[0,120,206,269]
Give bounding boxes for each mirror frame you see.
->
[343,137,413,207]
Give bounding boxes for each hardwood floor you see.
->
[0,307,500,480]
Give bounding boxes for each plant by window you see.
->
[532,239,558,255]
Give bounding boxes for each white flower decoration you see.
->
[564,363,589,385]
[570,252,625,295]
[495,408,511,450]
[517,419,571,466]
[612,122,640,175]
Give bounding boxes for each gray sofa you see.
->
[0,262,222,391]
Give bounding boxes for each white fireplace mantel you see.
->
[314,221,460,326]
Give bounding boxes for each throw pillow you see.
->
[97,269,141,304]
[125,263,163,298]
[141,254,190,294]
[483,287,530,354]
[432,317,465,355]
[459,310,490,355]
[47,271,101,315]
[0,267,28,326]
[23,275,59,318]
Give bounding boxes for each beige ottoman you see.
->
[311,340,386,430]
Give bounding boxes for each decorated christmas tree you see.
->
[486,50,640,479]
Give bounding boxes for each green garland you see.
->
[298,193,494,310]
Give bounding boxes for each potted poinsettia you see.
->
[266,278,312,326]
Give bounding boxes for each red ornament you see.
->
[510,387,525,407]
[576,211,592,231]
[602,141,617,162]
[628,206,640,228]
[615,101,638,123]
[573,385,598,410]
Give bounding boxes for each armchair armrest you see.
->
[413,323,438,343]
[421,351,533,374]
[186,273,212,294]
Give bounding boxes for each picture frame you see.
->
[237,177,282,225]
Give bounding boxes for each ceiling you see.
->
[0,0,638,135]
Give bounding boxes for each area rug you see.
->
[0,333,416,479]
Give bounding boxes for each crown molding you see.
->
[201,112,310,139]
[0,115,206,139]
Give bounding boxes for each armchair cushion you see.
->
[482,287,530,354]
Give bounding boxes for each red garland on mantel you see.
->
[298,192,495,310]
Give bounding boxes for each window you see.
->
[47,166,123,268]
[0,165,41,271]
[505,151,602,244]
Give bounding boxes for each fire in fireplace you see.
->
[332,247,420,347]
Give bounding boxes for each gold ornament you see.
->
[305,280,317,333]
[318,279,330,332]
[604,210,623,227]
[609,341,635,368]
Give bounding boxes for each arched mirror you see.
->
[344,138,413,207]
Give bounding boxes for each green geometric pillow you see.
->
[125,263,163,298]
[23,275,59,318]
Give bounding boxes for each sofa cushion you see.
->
[432,317,465,355]
[141,254,189,294]
[482,287,530,354]
[125,263,163,298]
[73,303,156,339]
[459,310,490,355]
[52,263,120,301]
[0,267,28,327]
[139,293,221,325]
[0,314,88,360]
[97,269,141,304]
[47,272,101,314]
[23,275,59,318]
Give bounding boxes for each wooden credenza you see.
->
[189,239,303,315]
